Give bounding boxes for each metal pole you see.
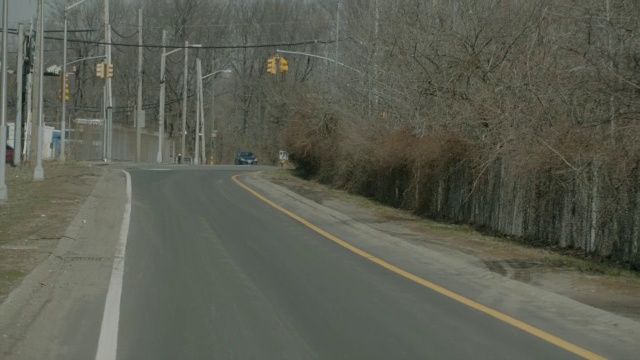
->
[156,30,166,164]
[14,23,24,166]
[106,36,113,160]
[104,0,111,162]
[181,40,188,161]
[135,8,142,163]
[194,58,201,165]
[198,64,205,164]
[60,13,68,163]
[276,49,363,75]
[102,80,107,160]
[34,0,45,181]
[0,0,9,200]
[24,21,33,161]
[210,69,215,165]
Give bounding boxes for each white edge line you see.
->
[95,170,132,360]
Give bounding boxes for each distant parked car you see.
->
[235,151,257,165]
[5,145,14,166]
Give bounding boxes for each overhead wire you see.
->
[110,26,138,40]
[110,20,317,29]
[43,35,336,49]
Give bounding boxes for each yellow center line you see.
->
[232,174,607,360]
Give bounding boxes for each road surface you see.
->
[113,166,626,359]
[2,165,639,359]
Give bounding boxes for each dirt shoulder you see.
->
[261,170,640,323]
[0,162,104,303]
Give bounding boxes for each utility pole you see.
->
[194,58,201,165]
[198,62,205,164]
[335,0,340,78]
[60,9,68,163]
[209,59,216,164]
[102,77,107,160]
[181,40,189,161]
[0,0,9,201]
[156,30,166,164]
[25,20,34,162]
[104,0,113,162]
[33,0,45,181]
[201,68,231,165]
[136,8,142,163]
[102,0,108,161]
[14,23,24,166]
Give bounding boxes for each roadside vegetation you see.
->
[0,164,101,301]
[266,169,640,279]
[32,0,639,269]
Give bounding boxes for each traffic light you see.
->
[279,58,288,74]
[106,63,114,78]
[64,73,70,102]
[267,57,277,74]
[96,62,105,78]
[59,73,70,102]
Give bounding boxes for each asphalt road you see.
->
[113,165,603,360]
[1,165,637,360]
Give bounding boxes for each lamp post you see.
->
[156,30,167,164]
[60,0,92,164]
[201,69,231,166]
[33,0,45,181]
[158,39,200,164]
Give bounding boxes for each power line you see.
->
[6,28,95,34]
[111,21,317,29]
[45,91,199,113]
[43,35,336,49]
[111,27,138,40]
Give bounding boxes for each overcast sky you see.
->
[4,0,37,26]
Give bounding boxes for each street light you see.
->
[202,69,231,165]
[158,38,201,164]
[181,42,201,163]
[60,0,92,164]
[33,0,45,181]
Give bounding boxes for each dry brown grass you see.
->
[0,162,102,302]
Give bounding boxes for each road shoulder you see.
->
[243,170,640,357]
[0,168,127,359]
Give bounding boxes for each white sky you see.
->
[3,0,37,26]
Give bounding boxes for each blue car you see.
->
[235,151,257,165]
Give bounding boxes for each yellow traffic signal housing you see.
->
[64,73,70,102]
[279,58,288,74]
[96,62,105,78]
[106,63,114,78]
[267,57,277,74]
[59,73,70,102]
